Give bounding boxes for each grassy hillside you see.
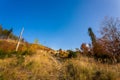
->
[0,40,120,80]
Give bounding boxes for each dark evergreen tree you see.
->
[88,27,96,45]
[0,25,3,37]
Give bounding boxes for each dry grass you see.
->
[0,50,60,80]
[0,49,120,80]
[60,56,120,80]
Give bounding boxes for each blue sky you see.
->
[0,0,120,50]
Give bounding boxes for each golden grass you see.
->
[0,50,120,80]
[60,56,120,80]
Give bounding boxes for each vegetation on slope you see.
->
[0,17,120,80]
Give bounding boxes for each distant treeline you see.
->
[0,25,18,40]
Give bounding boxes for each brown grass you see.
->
[0,52,120,80]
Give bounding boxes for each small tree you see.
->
[34,39,39,44]
[81,43,89,55]
[88,27,113,62]
[2,29,9,39]
[0,25,3,37]
[7,28,13,39]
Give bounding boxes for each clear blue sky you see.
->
[0,0,120,50]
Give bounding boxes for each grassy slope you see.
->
[0,40,120,80]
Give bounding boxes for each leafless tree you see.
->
[100,17,120,62]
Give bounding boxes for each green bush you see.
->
[67,50,78,58]
[0,50,33,59]
[0,50,6,59]
[0,50,12,59]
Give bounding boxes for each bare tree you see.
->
[100,17,120,62]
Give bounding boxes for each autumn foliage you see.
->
[81,17,120,63]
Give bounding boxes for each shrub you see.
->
[16,55,25,65]
[67,50,78,58]
[0,50,6,59]
[0,50,12,59]
[0,50,33,59]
